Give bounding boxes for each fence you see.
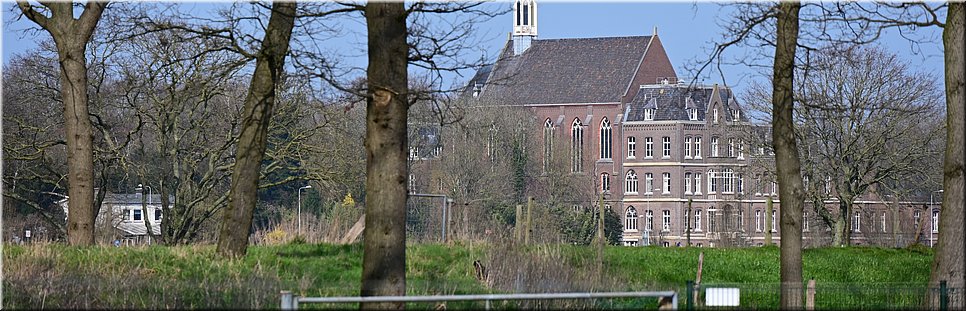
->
[280,290,679,310]
[686,280,958,310]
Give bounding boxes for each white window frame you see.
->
[685,172,693,195]
[662,172,671,194]
[737,139,744,159]
[711,137,719,157]
[599,118,612,160]
[625,170,639,194]
[694,209,703,232]
[694,173,703,195]
[645,137,654,158]
[645,173,654,195]
[708,169,717,194]
[662,210,671,232]
[662,136,671,158]
[712,108,719,123]
[851,211,861,232]
[694,137,702,159]
[755,210,762,232]
[644,108,655,120]
[627,136,636,159]
[728,138,735,158]
[571,119,584,173]
[625,207,639,231]
[133,209,143,222]
[645,210,654,232]
[932,210,940,233]
[685,136,692,159]
[688,108,698,121]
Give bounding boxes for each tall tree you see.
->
[360,2,409,308]
[217,1,297,257]
[772,2,805,309]
[16,1,108,245]
[930,2,965,308]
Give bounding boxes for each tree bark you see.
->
[772,1,804,309]
[929,2,965,308]
[360,2,409,309]
[16,1,107,246]
[216,1,297,258]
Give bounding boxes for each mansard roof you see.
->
[468,35,667,105]
[625,83,747,122]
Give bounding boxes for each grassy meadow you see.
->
[2,242,935,309]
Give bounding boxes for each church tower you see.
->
[512,0,537,55]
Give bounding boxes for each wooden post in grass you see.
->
[526,197,533,245]
[805,278,815,310]
[515,204,522,243]
[695,252,704,307]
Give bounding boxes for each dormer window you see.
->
[644,108,655,121]
[732,109,740,122]
[688,108,698,121]
[472,83,482,97]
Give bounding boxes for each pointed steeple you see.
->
[512,0,537,55]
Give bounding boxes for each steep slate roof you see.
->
[472,36,654,105]
[625,84,747,122]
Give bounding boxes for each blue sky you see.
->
[2,1,947,97]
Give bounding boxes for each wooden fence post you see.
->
[805,278,815,310]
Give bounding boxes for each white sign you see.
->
[24,230,31,238]
[706,287,740,307]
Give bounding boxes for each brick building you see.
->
[450,0,941,247]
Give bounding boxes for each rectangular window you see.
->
[409,174,416,194]
[645,173,654,194]
[155,209,162,221]
[689,108,698,121]
[662,210,671,231]
[711,137,719,157]
[663,172,671,194]
[124,209,132,221]
[685,137,692,158]
[601,174,610,192]
[713,108,719,123]
[645,137,654,158]
[932,210,940,233]
[851,211,861,232]
[662,136,671,158]
[694,137,702,158]
[133,209,143,222]
[627,137,636,158]
[737,173,743,193]
[732,109,740,121]
[646,210,653,232]
[709,170,717,193]
[737,209,744,231]
[728,138,735,157]
[694,173,702,195]
[709,210,716,233]
[804,211,809,232]
[755,210,762,232]
[644,108,655,120]
[685,173,692,195]
[737,140,744,159]
[695,209,702,231]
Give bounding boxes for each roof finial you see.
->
[653,26,658,36]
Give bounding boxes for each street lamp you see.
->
[298,185,313,237]
[930,189,943,247]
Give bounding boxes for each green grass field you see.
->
[2,242,935,309]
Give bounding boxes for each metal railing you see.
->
[280,290,678,310]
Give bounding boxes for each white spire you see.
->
[512,0,537,55]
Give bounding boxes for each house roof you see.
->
[470,36,658,105]
[625,83,747,122]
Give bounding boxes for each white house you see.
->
[58,192,168,244]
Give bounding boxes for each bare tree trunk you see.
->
[930,2,965,308]
[217,1,297,258]
[16,1,107,246]
[772,2,804,309]
[360,2,409,309]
